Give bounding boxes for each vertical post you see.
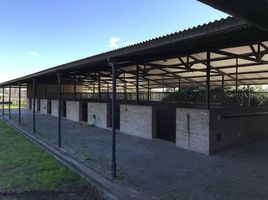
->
[247,85,251,107]
[136,65,140,105]
[73,76,77,101]
[98,72,101,103]
[93,82,95,100]
[162,76,165,93]
[32,79,36,133]
[9,84,11,119]
[19,82,21,124]
[221,75,224,105]
[179,78,181,92]
[44,84,48,99]
[2,87,4,116]
[107,83,109,101]
[110,61,117,179]
[57,73,62,147]
[236,58,238,92]
[147,80,150,101]
[206,52,211,109]
[124,73,127,101]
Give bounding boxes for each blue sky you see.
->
[0,0,227,83]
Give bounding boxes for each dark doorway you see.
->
[62,101,66,117]
[29,98,32,110]
[156,105,176,142]
[81,101,88,122]
[47,100,51,114]
[37,99,41,112]
[107,103,120,129]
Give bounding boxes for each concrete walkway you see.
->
[5,109,268,200]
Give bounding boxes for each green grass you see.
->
[0,120,90,194]
[2,104,26,109]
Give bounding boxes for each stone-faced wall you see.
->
[88,102,107,129]
[120,104,155,139]
[51,100,59,117]
[176,108,210,155]
[31,99,39,112]
[66,101,80,122]
[40,99,48,114]
[26,98,31,110]
[210,107,268,153]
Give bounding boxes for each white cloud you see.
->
[27,51,39,56]
[109,37,120,49]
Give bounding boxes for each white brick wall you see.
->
[40,99,48,114]
[66,101,80,122]
[88,102,107,129]
[176,108,210,154]
[31,99,38,112]
[26,98,31,110]
[51,100,59,117]
[120,104,153,139]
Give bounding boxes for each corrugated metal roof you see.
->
[0,17,254,85]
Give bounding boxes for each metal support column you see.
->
[235,58,238,92]
[179,78,181,92]
[57,73,62,147]
[8,84,11,119]
[98,73,101,103]
[107,83,109,100]
[110,61,117,179]
[221,75,224,105]
[19,83,21,124]
[73,76,77,101]
[2,87,4,116]
[147,81,150,101]
[93,83,95,100]
[206,52,211,109]
[136,65,140,105]
[32,79,36,133]
[124,73,127,101]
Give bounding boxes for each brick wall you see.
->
[40,99,48,114]
[88,102,107,129]
[176,108,210,154]
[66,101,80,122]
[120,104,154,139]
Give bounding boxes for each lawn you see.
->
[2,104,26,109]
[0,120,102,200]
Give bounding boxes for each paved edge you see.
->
[1,117,146,200]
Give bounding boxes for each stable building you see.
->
[1,17,268,158]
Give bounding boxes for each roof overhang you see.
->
[197,0,268,31]
[1,17,268,89]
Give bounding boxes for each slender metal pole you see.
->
[98,73,101,103]
[73,76,77,101]
[44,84,48,99]
[221,75,224,105]
[136,65,139,105]
[19,83,21,124]
[57,73,62,148]
[147,80,150,101]
[236,58,238,93]
[32,79,36,133]
[124,73,127,101]
[107,83,109,101]
[2,87,4,116]
[8,84,11,119]
[206,52,211,109]
[179,78,181,92]
[111,61,117,179]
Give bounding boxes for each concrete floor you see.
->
[5,109,268,200]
